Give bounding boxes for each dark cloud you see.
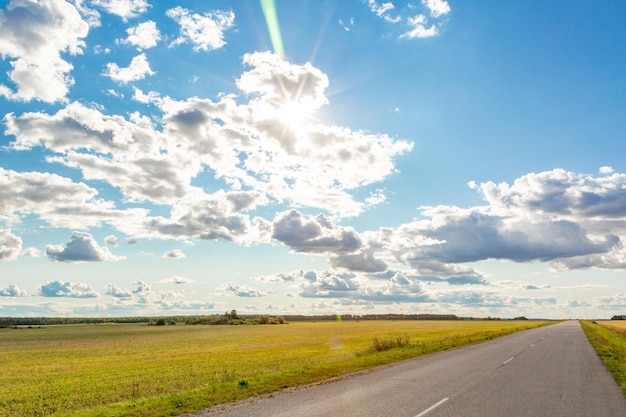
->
[330,252,387,272]
[272,210,362,254]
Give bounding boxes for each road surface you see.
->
[188,321,626,417]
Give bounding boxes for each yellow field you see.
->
[0,320,552,417]
[597,320,626,331]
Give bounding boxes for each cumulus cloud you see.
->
[272,210,362,254]
[5,53,411,227]
[40,280,99,298]
[46,231,125,262]
[21,247,41,257]
[104,53,155,83]
[0,168,146,229]
[401,14,438,39]
[0,0,89,102]
[120,20,161,49]
[92,0,149,21]
[0,284,27,297]
[105,283,132,299]
[0,229,22,261]
[220,283,266,297]
[166,6,234,51]
[421,0,451,18]
[162,249,186,259]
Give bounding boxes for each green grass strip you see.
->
[580,320,626,397]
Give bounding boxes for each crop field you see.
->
[0,320,551,417]
[580,321,626,397]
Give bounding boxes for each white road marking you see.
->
[502,357,514,365]
[415,398,449,417]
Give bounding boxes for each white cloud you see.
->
[0,167,146,229]
[105,235,120,246]
[39,280,99,298]
[401,15,438,39]
[0,284,27,297]
[0,0,89,102]
[0,229,22,261]
[120,20,161,50]
[161,249,186,259]
[92,0,149,21]
[161,276,192,284]
[421,0,451,18]
[6,53,411,223]
[367,0,401,23]
[166,6,235,51]
[599,166,614,175]
[21,247,41,257]
[105,283,132,299]
[220,283,266,297]
[104,53,155,83]
[375,169,626,273]
[46,231,125,262]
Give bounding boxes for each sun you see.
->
[275,99,313,131]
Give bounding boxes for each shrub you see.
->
[356,334,411,356]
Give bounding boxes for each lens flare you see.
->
[260,0,285,58]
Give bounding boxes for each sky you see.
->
[1,0,626,319]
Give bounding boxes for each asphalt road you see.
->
[189,321,626,417]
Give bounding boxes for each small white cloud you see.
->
[339,18,354,32]
[105,283,132,299]
[161,275,192,284]
[0,284,27,297]
[120,20,161,50]
[166,6,235,51]
[104,235,120,246]
[162,249,186,259]
[104,53,155,83]
[421,0,451,18]
[220,283,266,297]
[46,231,124,262]
[21,247,41,257]
[0,229,22,261]
[39,280,99,298]
[599,166,614,175]
[401,15,438,39]
[91,0,150,21]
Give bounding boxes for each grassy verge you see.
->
[580,320,626,397]
[0,320,552,417]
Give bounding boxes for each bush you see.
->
[356,334,411,356]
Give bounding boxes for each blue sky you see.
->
[1,0,626,319]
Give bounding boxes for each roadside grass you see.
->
[580,320,626,397]
[0,320,552,417]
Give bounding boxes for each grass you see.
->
[581,320,626,397]
[0,320,552,417]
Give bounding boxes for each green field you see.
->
[0,320,552,417]
[581,320,626,397]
